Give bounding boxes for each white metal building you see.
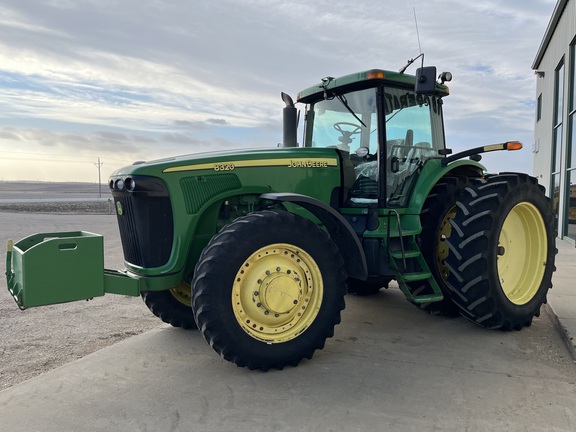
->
[533,0,576,243]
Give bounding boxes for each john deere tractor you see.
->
[6,63,556,371]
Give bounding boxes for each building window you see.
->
[553,62,564,170]
[537,93,542,122]
[567,170,576,241]
[556,62,564,128]
[571,114,576,170]
[566,44,576,241]
[552,60,564,229]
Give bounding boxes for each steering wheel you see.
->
[334,122,362,145]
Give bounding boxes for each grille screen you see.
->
[112,175,174,268]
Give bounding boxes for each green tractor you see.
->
[6,64,556,371]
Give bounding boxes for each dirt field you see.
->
[0,186,164,390]
[0,181,113,214]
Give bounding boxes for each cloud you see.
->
[173,118,229,129]
[0,0,559,181]
[159,133,200,145]
[0,127,22,140]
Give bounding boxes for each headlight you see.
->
[124,177,136,191]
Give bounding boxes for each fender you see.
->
[260,192,368,280]
[406,158,484,214]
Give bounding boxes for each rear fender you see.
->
[406,159,484,214]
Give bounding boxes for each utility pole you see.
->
[94,157,103,198]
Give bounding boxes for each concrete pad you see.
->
[547,239,576,358]
[1,289,575,432]
[0,206,575,431]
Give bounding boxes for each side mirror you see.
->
[415,66,437,94]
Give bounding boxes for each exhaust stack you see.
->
[281,92,298,148]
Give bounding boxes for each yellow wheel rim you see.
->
[436,206,457,281]
[498,202,547,305]
[170,282,192,307]
[569,204,576,222]
[232,243,323,343]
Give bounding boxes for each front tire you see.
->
[141,283,197,329]
[444,173,556,330]
[192,210,347,371]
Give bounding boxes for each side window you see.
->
[384,88,441,207]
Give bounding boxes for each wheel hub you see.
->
[232,243,323,343]
[259,274,299,314]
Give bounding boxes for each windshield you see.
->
[308,88,378,155]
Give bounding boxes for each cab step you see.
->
[386,231,444,305]
[400,271,432,282]
[390,250,421,259]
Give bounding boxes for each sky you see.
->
[0,0,558,182]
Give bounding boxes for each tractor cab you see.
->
[293,68,450,208]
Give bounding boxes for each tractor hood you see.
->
[110,146,342,177]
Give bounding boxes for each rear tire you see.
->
[408,177,467,316]
[444,173,556,330]
[141,283,197,329]
[192,210,347,371]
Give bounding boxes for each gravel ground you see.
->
[0,203,164,391]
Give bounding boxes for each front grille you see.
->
[111,176,174,268]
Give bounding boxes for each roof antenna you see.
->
[413,7,423,62]
[399,8,425,73]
